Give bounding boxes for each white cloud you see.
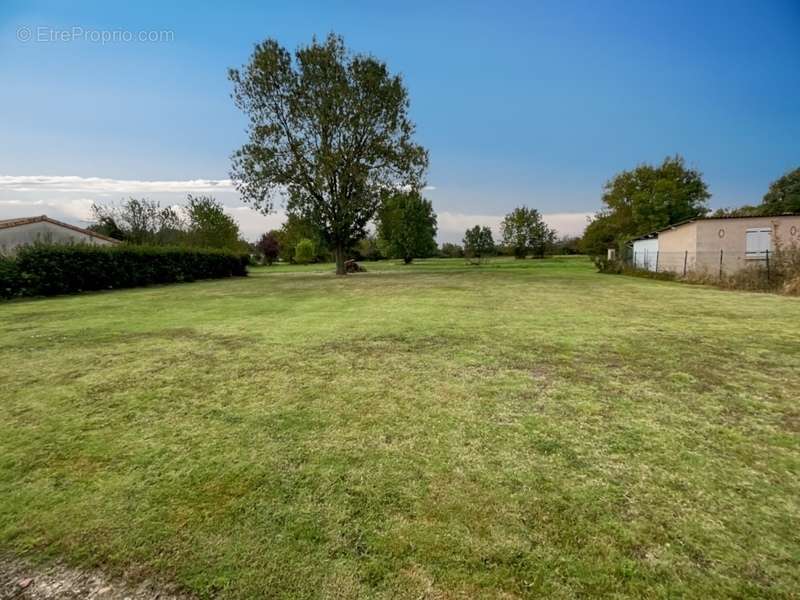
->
[0,197,96,221]
[225,206,287,240]
[0,175,434,195]
[541,212,593,237]
[0,174,592,243]
[0,175,233,193]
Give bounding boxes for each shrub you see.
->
[592,256,624,274]
[293,238,315,264]
[354,235,383,261]
[2,243,249,299]
[715,245,800,293]
[256,231,281,265]
[439,242,464,258]
[593,255,676,281]
[621,266,677,282]
[783,275,800,296]
[0,256,21,299]
[602,244,800,295]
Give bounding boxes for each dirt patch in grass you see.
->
[0,558,191,600]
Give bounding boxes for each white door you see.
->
[633,238,659,271]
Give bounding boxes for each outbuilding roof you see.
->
[0,215,121,244]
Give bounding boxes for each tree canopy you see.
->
[293,238,316,264]
[500,207,555,258]
[184,195,242,250]
[708,166,800,218]
[463,226,495,262]
[376,191,437,263]
[229,33,428,274]
[89,196,245,251]
[272,213,329,263]
[256,231,281,265]
[581,155,710,255]
[762,166,800,214]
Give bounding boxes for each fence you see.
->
[625,248,777,283]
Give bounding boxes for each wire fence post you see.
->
[765,249,770,284]
[683,250,688,277]
[655,251,659,273]
[718,249,724,279]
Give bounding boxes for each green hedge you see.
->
[1,244,249,299]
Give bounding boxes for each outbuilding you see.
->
[631,214,800,275]
[0,215,120,254]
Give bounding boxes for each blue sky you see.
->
[1,0,798,241]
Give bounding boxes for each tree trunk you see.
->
[403,256,413,264]
[334,245,346,275]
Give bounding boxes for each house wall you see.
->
[0,221,116,254]
[695,216,800,274]
[634,215,800,275]
[656,222,698,274]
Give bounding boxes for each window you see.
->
[745,228,771,259]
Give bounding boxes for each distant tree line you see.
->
[89,195,249,253]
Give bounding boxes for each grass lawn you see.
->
[1,257,798,598]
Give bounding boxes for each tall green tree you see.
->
[582,155,710,255]
[463,225,495,263]
[500,206,555,258]
[229,34,428,275]
[185,195,243,251]
[579,213,621,256]
[761,166,800,214]
[376,191,437,264]
[603,155,710,236]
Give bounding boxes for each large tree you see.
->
[762,166,800,215]
[500,206,555,258]
[185,195,243,251]
[579,212,621,256]
[602,155,710,238]
[377,191,437,264]
[229,34,428,275]
[582,155,710,254]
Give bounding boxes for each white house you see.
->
[0,215,120,254]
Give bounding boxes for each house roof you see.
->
[0,215,121,244]
[630,213,800,242]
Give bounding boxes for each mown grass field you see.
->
[1,257,798,598]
